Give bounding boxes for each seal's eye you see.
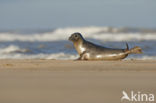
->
[74,35,78,38]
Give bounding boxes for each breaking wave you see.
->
[0,26,156,42]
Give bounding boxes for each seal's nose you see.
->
[68,36,72,41]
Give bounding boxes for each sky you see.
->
[0,0,156,30]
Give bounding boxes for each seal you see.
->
[68,32,142,60]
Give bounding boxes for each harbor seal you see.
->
[68,32,142,60]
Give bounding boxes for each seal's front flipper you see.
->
[74,57,81,61]
[74,51,87,60]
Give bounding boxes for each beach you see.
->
[1,0,156,102]
[0,59,156,103]
[0,27,155,103]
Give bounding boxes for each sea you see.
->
[0,26,156,60]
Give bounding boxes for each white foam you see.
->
[0,52,78,60]
[0,52,155,60]
[0,45,29,54]
[128,56,156,60]
[0,26,156,42]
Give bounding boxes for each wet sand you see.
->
[0,60,156,103]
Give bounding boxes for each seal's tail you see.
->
[125,43,142,54]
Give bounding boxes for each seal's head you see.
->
[68,32,84,42]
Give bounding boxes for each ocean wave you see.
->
[0,45,155,60]
[0,44,77,59]
[0,45,30,54]
[0,27,155,60]
[0,26,156,42]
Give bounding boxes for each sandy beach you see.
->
[0,60,156,103]
[1,0,156,103]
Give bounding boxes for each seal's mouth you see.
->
[68,36,75,41]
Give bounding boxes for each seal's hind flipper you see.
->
[129,46,142,54]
